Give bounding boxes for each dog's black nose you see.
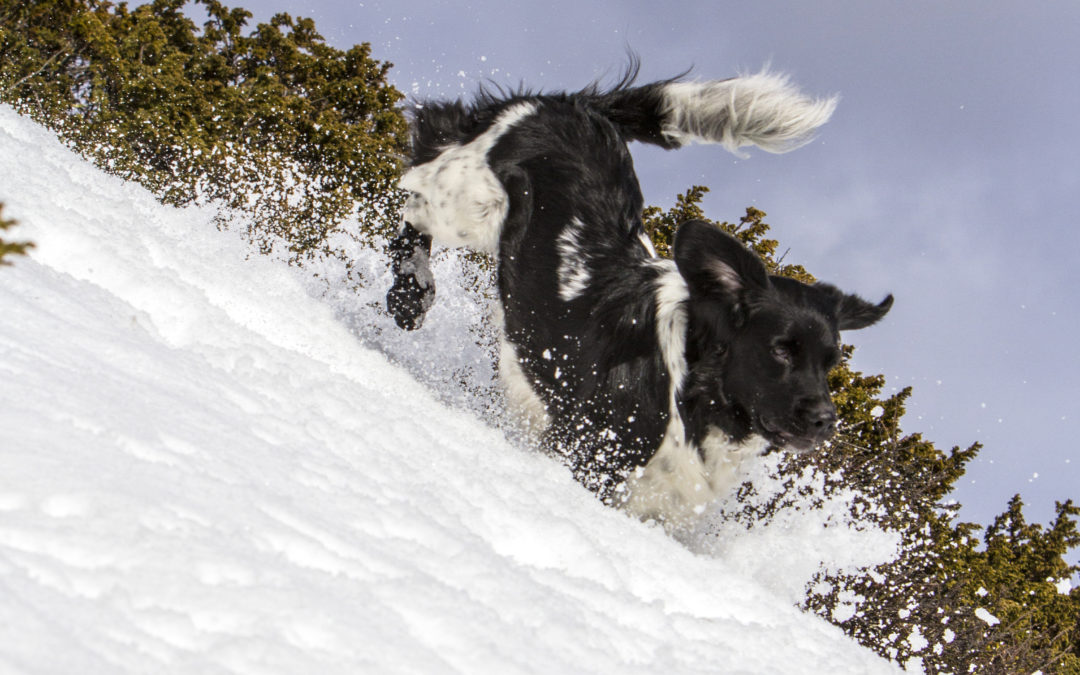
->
[801,400,838,436]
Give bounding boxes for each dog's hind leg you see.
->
[386,221,435,330]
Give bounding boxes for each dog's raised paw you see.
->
[387,273,435,330]
[386,222,435,331]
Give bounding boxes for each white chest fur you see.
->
[622,422,768,535]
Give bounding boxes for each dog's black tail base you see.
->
[386,222,435,331]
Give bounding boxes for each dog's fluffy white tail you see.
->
[659,71,838,156]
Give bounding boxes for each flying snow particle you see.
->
[974,608,1000,626]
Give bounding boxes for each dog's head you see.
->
[673,219,892,451]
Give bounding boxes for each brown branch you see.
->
[3,48,67,91]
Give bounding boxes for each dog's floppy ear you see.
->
[816,283,894,330]
[673,219,770,302]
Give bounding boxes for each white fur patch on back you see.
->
[556,217,590,301]
[660,71,838,157]
[400,102,538,252]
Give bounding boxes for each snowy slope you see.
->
[0,105,903,674]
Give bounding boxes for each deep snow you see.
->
[0,104,903,674]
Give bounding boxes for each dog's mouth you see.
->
[758,416,828,454]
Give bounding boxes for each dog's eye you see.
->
[771,344,793,364]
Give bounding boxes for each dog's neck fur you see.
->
[497,258,767,535]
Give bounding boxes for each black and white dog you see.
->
[386,65,892,532]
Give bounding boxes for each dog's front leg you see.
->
[386,221,435,330]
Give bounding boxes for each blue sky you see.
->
[236,0,1079,530]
